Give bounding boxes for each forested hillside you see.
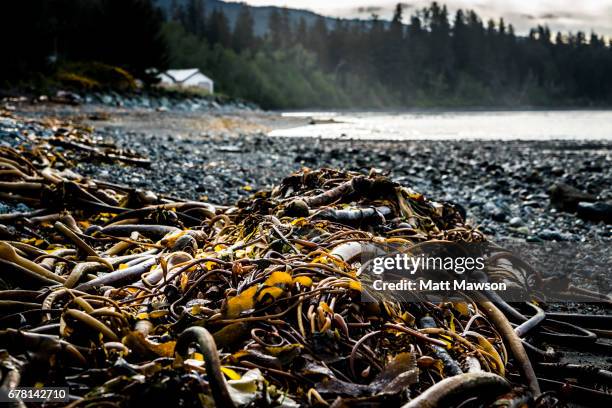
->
[163,1,612,108]
[154,0,344,36]
[2,0,611,108]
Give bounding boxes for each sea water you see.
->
[270,110,612,140]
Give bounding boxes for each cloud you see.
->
[351,0,612,36]
[538,12,576,21]
[355,2,413,15]
[231,0,612,37]
[539,13,558,20]
[356,6,383,14]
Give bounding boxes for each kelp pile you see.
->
[1,113,612,407]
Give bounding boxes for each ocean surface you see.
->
[269,110,612,140]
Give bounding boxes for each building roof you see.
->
[162,69,212,84]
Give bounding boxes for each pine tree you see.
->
[306,16,329,66]
[295,17,307,44]
[185,0,206,38]
[452,9,468,70]
[207,9,231,48]
[280,8,292,47]
[498,18,506,35]
[389,4,404,39]
[428,2,452,77]
[232,5,255,52]
[170,0,182,21]
[267,9,282,48]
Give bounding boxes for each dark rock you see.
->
[538,229,573,241]
[215,145,243,153]
[0,224,17,240]
[284,199,310,217]
[551,167,565,176]
[583,164,603,172]
[548,183,596,212]
[295,153,317,164]
[483,202,508,222]
[576,202,612,224]
[524,171,542,183]
[485,163,503,172]
[491,211,507,222]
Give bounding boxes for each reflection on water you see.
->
[270,110,612,140]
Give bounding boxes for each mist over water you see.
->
[270,110,612,140]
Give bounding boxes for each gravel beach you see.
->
[5,101,611,244]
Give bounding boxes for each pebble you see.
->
[508,217,524,227]
[483,202,508,222]
[538,229,574,241]
[515,226,530,235]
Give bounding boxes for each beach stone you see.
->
[508,217,524,227]
[101,94,113,105]
[538,229,573,241]
[284,199,310,217]
[515,226,530,235]
[522,200,541,208]
[576,202,612,224]
[548,183,596,212]
[484,202,508,222]
[551,166,565,176]
[524,171,542,183]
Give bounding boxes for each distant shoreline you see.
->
[270,109,612,141]
[277,105,612,114]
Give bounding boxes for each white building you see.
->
[158,68,214,93]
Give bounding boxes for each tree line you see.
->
[0,0,166,85]
[2,0,611,108]
[168,0,612,107]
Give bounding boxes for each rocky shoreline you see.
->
[2,89,258,112]
[2,101,610,245]
[1,100,611,377]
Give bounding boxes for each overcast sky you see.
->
[228,0,612,37]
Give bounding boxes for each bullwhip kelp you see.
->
[0,111,611,407]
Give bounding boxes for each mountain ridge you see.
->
[153,0,385,36]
